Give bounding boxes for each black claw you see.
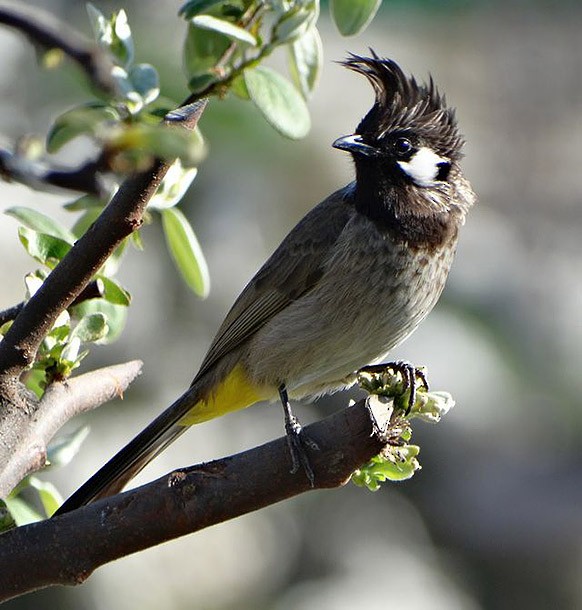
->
[279,384,317,487]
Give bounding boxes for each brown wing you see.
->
[193,185,355,383]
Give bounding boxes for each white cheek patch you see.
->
[397,147,448,187]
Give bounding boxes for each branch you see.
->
[0,395,393,602]
[0,360,143,498]
[0,152,107,196]
[0,99,208,398]
[0,2,117,96]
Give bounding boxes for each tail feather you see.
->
[54,386,199,515]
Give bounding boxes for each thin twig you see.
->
[0,2,117,95]
[0,281,106,331]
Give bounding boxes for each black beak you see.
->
[332,134,380,158]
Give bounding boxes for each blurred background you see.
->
[1,1,582,608]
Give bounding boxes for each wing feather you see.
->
[193,185,355,382]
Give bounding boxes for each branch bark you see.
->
[0,395,393,602]
[0,360,143,498]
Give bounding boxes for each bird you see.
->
[55,51,475,515]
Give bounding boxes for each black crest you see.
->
[342,51,464,159]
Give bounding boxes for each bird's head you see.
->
[333,52,471,223]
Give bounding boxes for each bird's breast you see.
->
[246,215,457,396]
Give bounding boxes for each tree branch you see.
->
[0,99,208,398]
[0,395,394,602]
[0,2,117,96]
[0,360,143,498]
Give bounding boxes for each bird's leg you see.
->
[278,384,318,487]
[360,361,429,415]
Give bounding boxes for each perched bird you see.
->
[56,52,475,514]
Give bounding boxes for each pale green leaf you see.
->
[72,299,127,343]
[274,1,319,44]
[149,159,198,210]
[97,276,131,306]
[288,26,323,99]
[190,15,257,46]
[330,0,382,36]
[161,207,210,298]
[244,66,311,139]
[128,63,160,106]
[46,103,120,153]
[18,228,71,265]
[6,207,75,243]
[70,312,108,343]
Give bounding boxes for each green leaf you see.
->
[97,276,131,306]
[3,496,43,526]
[128,63,160,106]
[6,207,75,243]
[288,26,323,99]
[244,66,311,139]
[108,123,205,167]
[330,0,382,36]
[161,207,210,298]
[28,477,63,518]
[190,15,257,46]
[46,103,120,153]
[149,159,198,210]
[18,227,71,265]
[88,4,134,67]
[231,74,250,100]
[183,21,229,80]
[273,2,318,44]
[110,9,134,67]
[86,3,109,44]
[179,0,224,19]
[72,299,127,343]
[71,312,109,343]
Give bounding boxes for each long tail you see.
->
[54,385,200,515]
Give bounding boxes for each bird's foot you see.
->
[279,384,319,487]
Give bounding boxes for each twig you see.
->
[0,395,393,602]
[0,360,143,498]
[0,2,117,96]
[0,281,104,328]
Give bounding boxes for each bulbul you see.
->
[56,52,475,515]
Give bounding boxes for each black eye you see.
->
[394,137,412,157]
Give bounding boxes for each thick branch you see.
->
[0,360,143,498]
[0,2,117,95]
[0,395,393,602]
[0,99,208,395]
